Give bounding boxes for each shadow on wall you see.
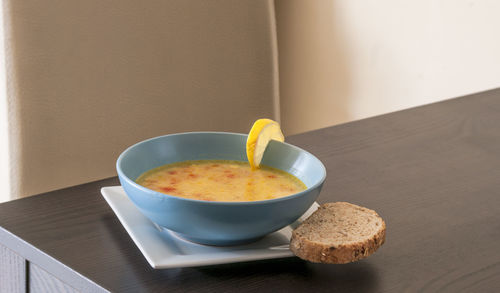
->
[275,0,351,135]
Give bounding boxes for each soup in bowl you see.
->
[116,132,326,245]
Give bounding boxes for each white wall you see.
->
[1,0,500,201]
[276,0,500,135]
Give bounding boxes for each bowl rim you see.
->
[116,131,327,206]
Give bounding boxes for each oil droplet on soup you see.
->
[135,160,307,202]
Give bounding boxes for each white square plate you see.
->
[101,186,319,269]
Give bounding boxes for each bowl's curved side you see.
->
[116,132,326,245]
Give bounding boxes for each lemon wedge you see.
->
[246,118,284,170]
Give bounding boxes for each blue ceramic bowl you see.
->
[116,132,326,246]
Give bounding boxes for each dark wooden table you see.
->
[1,89,500,292]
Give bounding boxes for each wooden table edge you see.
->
[0,226,109,292]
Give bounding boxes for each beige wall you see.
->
[276,0,500,135]
[4,0,279,199]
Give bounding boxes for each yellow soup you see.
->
[136,160,307,202]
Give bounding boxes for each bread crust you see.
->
[290,202,386,264]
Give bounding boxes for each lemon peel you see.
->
[246,118,284,170]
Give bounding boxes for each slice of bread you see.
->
[290,202,386,264]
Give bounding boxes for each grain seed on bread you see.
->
[290,202,386,264]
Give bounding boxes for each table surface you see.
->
[1,89,500,292]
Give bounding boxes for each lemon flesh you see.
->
[246,119,284,170]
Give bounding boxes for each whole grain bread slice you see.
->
[290,202,386,264]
